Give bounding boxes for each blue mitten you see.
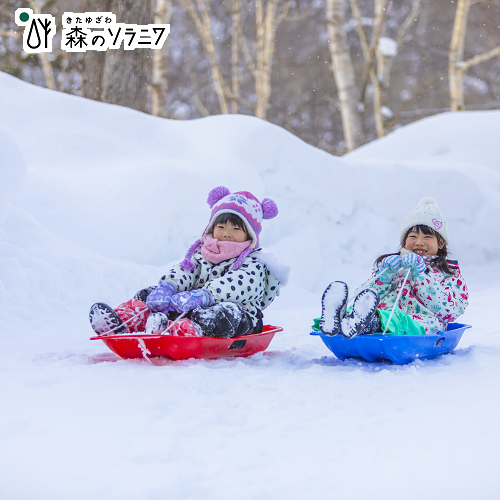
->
[170,289,215,313]
[401,252,426,278]
[376,255,402,284]
[146,280,177,313]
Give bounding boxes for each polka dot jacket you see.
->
[357,259,469,334]
[160,249,280,327]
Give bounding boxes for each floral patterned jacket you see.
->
[357,260,469,334]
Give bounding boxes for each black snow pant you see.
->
[360,312,382,334]
[184,302,263,338]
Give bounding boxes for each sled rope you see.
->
[104,309,188,336]
[346,265,391,309]
[135,337,153,364]
[103,309,148,335]
[164,312,187,334]
[383,268,411,335]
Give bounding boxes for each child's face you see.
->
[404,228,444,256]
[213,221,249,242]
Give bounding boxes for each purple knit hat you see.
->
[180,186,278,271]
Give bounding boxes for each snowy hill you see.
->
[2,72,500,310]
[1,72,500,499]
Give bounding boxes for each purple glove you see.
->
[146,280,177,313]
[170,289,215,313]
[401,252,425,277]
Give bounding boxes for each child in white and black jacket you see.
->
[89,187,288,339]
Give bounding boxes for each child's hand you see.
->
[375,255,402,283]
[146,281,177,313]
[170,289,215,313]
[381,255,402,271]
[401,252,426,277]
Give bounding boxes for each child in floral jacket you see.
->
[90,187,287,339]
[318,198,469,338]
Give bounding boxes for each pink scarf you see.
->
[201,236,252,265]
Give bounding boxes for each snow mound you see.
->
[1,73,500,500]
[346,110,500,170]
[0,126,27,225]
[0,71,499,321]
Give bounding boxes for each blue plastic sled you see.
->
[311,322,471,365]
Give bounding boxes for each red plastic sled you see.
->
[91,325,282,361]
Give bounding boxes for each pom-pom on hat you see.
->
[204,186,278,248]
[180,186,278,271]
[400,197,449,244]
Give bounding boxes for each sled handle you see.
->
[433,337,446,348]
[229,339,247,350]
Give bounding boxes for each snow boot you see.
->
[340,289,380,339]
[319,281,349,336]
[89,302,129,336]
[133,286,156,303]
[359,312,382,335]
[145,312,170,335]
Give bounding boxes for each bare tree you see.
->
[99,0,153,113]
[346,0,423,139]
[82,0,153,113]
[374,0,421,136]
[27,0,57,90]
[326,0,364,151]
[180,0,305,119]
[5,0,500,156]
[245,1,307,119]
[254,0,290,119]
[151,0,172,117]
[82,0,112,101]
[230,0,240,114]
[180,0,229,113]
[449,0,500,111]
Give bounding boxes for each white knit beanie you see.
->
[400,197,449,244]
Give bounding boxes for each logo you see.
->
[432,218,442,230]
[15,9,170,54]
[15,9,56,54]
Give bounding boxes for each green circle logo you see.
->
[19,12,30,22]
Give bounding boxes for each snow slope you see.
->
[1,71,500,499]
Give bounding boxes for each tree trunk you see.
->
[255,0,282,120]
[100,0,153,113]
[371,69,384,138]
[27,0,56,90]
[82,0,112,101]
[326,0,364,151]
[255,0,265,118]
[449,0,470,111]
[375,37,397,137]
[151,0,172,117]
[181,0,228,114]
[359,0,387,104]
[230,0,240,114]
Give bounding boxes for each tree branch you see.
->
[387,71,448,131]
[181,0,229,113]
[359,0,388,103]
[0,29,21,38]
[396,0,422,47]
[459,45,500,71]
[236,22,257,78]
[349,0,370,60]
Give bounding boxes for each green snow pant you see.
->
[312,307,426,336]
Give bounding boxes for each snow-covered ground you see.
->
[1,72,499,499]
